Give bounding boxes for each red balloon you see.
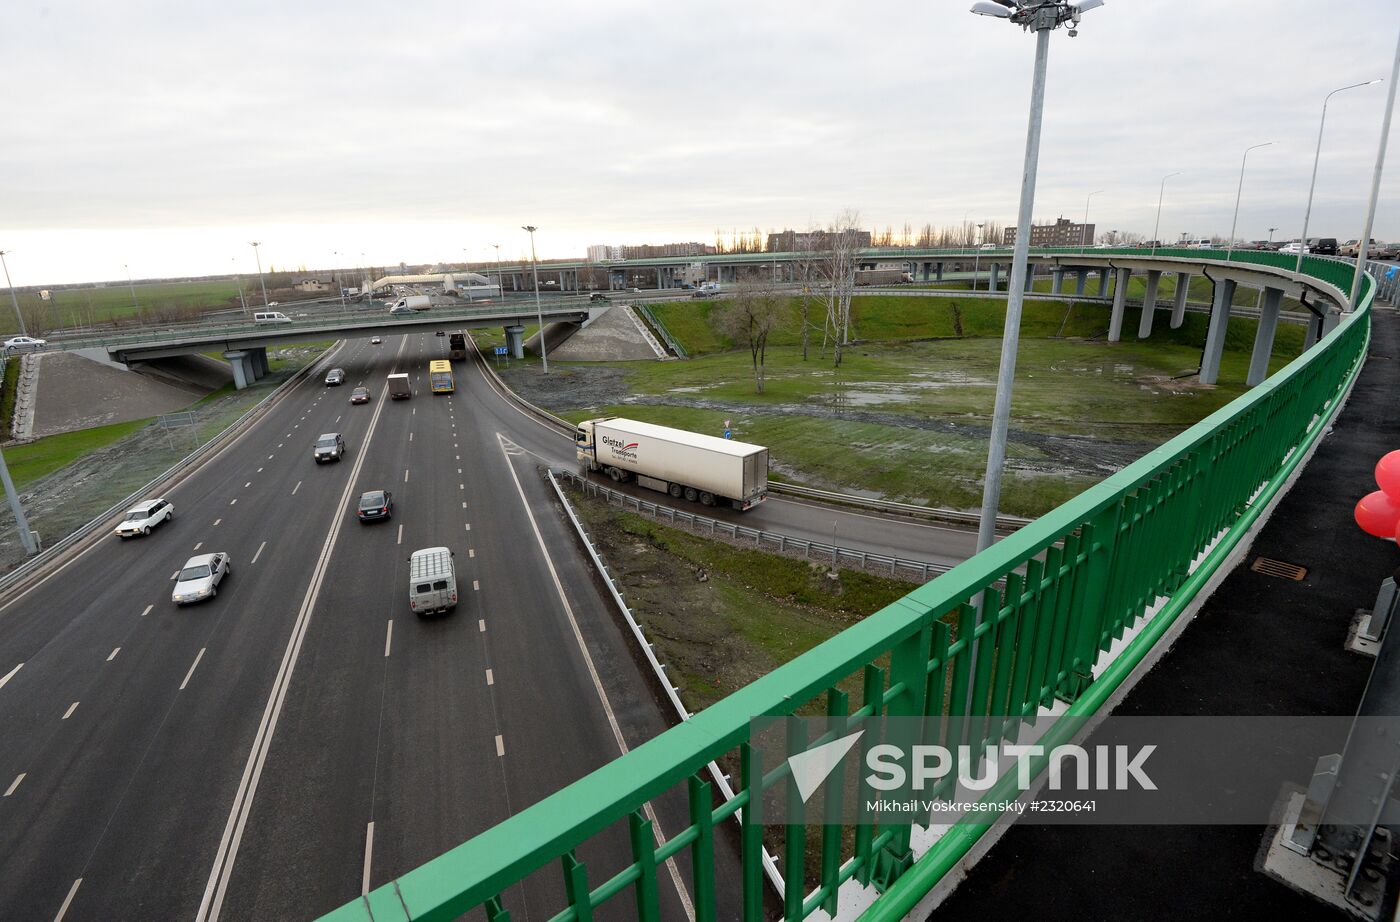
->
[1356,490,1400,539]
[1377,450,1400,500]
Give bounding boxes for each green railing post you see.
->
[562,851,592,922]
[1057,505,1121,702]
[820,688,850,917]
[485,896,512,922]
[628,811,661,921]
[687,775,717,922]
[783,718,807,919]
[872,621,932,890]
[740,742,765,921]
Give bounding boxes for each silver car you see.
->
[172,552,231,605]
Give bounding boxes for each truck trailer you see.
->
[390,295,432,312]
[853,268,913,286]
[448,332,468,361]
[387,373,412,400]
[575,417,767,510]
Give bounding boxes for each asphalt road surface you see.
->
[0,330,980,922]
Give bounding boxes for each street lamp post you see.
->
[249,241,269,307]
[462,249,474,303]
[493,243,504,300]
[1268,227,1277,246]
[521,226,549,373]
[0,250,25,336]
[1150,171,1183,256]
[1349,26,1398,309]
[232,258,248,316]
[1081,189,1103,252]
[335,251,346,308]
[1227,141,1274,260]
[1296,79,1382,275]
[973,222,985,292]
[969,0,1105,556]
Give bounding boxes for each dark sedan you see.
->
[356,490,393,522]
[350,386,371,404]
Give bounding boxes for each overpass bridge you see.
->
[44,300,595,388]
[317,249,1382,922]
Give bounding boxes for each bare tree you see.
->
[790,225,825,361]
[818,210,862,367]
[717,281,788,393]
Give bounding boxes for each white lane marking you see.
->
[107,648,120,662]
[496,433,695,920]
[412,408,415,416]
[257,468,263,473]
[468,549,475,558]
[180,648,207,691]
[455,455,460,461]
[459,483,464,490]
[495,735,504,757]
[362,821,375,895]
[252,541,267,564]
[396,524,403,546]
[403,469,410,483]
[277,443,283,448]
[384,621,393,657]
[458,468,462,475]
[454,443,458,449]
[465,522,471,531]
[213,518,221,526]
[193,542,203,551]
[4,773,24,796]
[335,416,341,424]
[62,701,78,720]
[472,579,479,591]
[292,481,301,495]
[171,571,179,581]
[461,501,467,509]
[268,455,274,460]
[141,604,153,617]
[478,619,485,632]
[409,432,413,442]
[196,362,396,922]
[229,499,237,506]
[485,668,493,686]
[0,662,22,691]
[53,878,82,922]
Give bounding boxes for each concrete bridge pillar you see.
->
[1137,270,1163,338]
[1099,267,1111,296]
[1052,267,1065,293]
[250,346,270,379]
[1074,269,1088,296]
[985,263,997,291]
[1108,268,1131,342]
[1199,278,1237,385]
[935,262,944,282]
[1024,266,1035,292]
[1170,272,1190,328]
[1246,287,1284,386]
[223,350,255,390]
[505,325,526,359]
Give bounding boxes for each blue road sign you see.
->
[1387,266,1397,280]
[724,430,732,439]
[494,346,508,355]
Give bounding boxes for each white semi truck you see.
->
[575,417,768,510]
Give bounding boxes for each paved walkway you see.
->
[935,309,1400,920]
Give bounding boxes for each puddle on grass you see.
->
[819,371,993,407]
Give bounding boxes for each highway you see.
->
[0,328,983,921]
[0,333,725,921]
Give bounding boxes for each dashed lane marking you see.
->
[0,662,22,690]
[229,499,237,506]
[404,469,410,483]
[495,735,504,757]
[396,524,403,545]
[141,605,153,617]
[53,878,82,922]
[180,648,206,691]
[4,773,24,796]
[478,619,485,632]
[292,481,301,495]
[194,542,203,551]
[252,541,267,564]
[469,549,475,558]
[384,621,393,657]
[107,648,120,662]
[63,702,78,720]
[485,668,493,686]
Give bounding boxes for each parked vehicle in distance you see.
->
[1280,241,1310,254]
[575,416,768,510]
[1183,238,1213,249]
[387,372,412,400]
[370,335,383,344]
[408,546,457,615]
[1376,242,1400,260]
[854,269,913,286]
[629,287,642,292]
[115,498,173,538]
[313,432,346,463]
[390,295,432,312]
[448,332,467,361]
[589,292,608,302]
[350,386,370,404]
[3,335,48,352]
[325,367,346,386]
[979,242,997,251]
[1308,238,1339,256]
[356,490,393,522]
[172,552,230,605]
[253,311,292,324]
[1340,239,1380,257]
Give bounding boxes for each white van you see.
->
[409,547,457,615]
[1184,239,1213,249]
[253,311,292,324]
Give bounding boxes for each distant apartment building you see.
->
[295,278,330,292]
[1002,217,1094,248]
[767,228,873,252]
[589,242,714,260]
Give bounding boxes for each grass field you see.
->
[3,279,245,336]
[502,293,1304,516]
[6,418,153,488]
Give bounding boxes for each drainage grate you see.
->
[1250,557,1308,581]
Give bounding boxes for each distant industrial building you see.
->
[766,228,872,252]
[295,278,330,292]
[587,242,714,261]
[1002,217,1094,248]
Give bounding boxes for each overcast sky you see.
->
[3,0,1398,286]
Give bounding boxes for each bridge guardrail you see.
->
[633,304,689,358]
[321,250,1374,922]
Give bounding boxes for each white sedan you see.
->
[2,336,47,353]
[172,552,231,605]
[115,498,174,538]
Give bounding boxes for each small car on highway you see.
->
[2,335,47,352]
[313,432,346,463]
[356,490,394,522]
[115,498,173,538]
[350,386,371,404]
[172,552,230,605]
[325,367,346,386]
[370,335,383,345]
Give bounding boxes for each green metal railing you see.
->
[634,303,689,358]
[322,250,1374,922]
